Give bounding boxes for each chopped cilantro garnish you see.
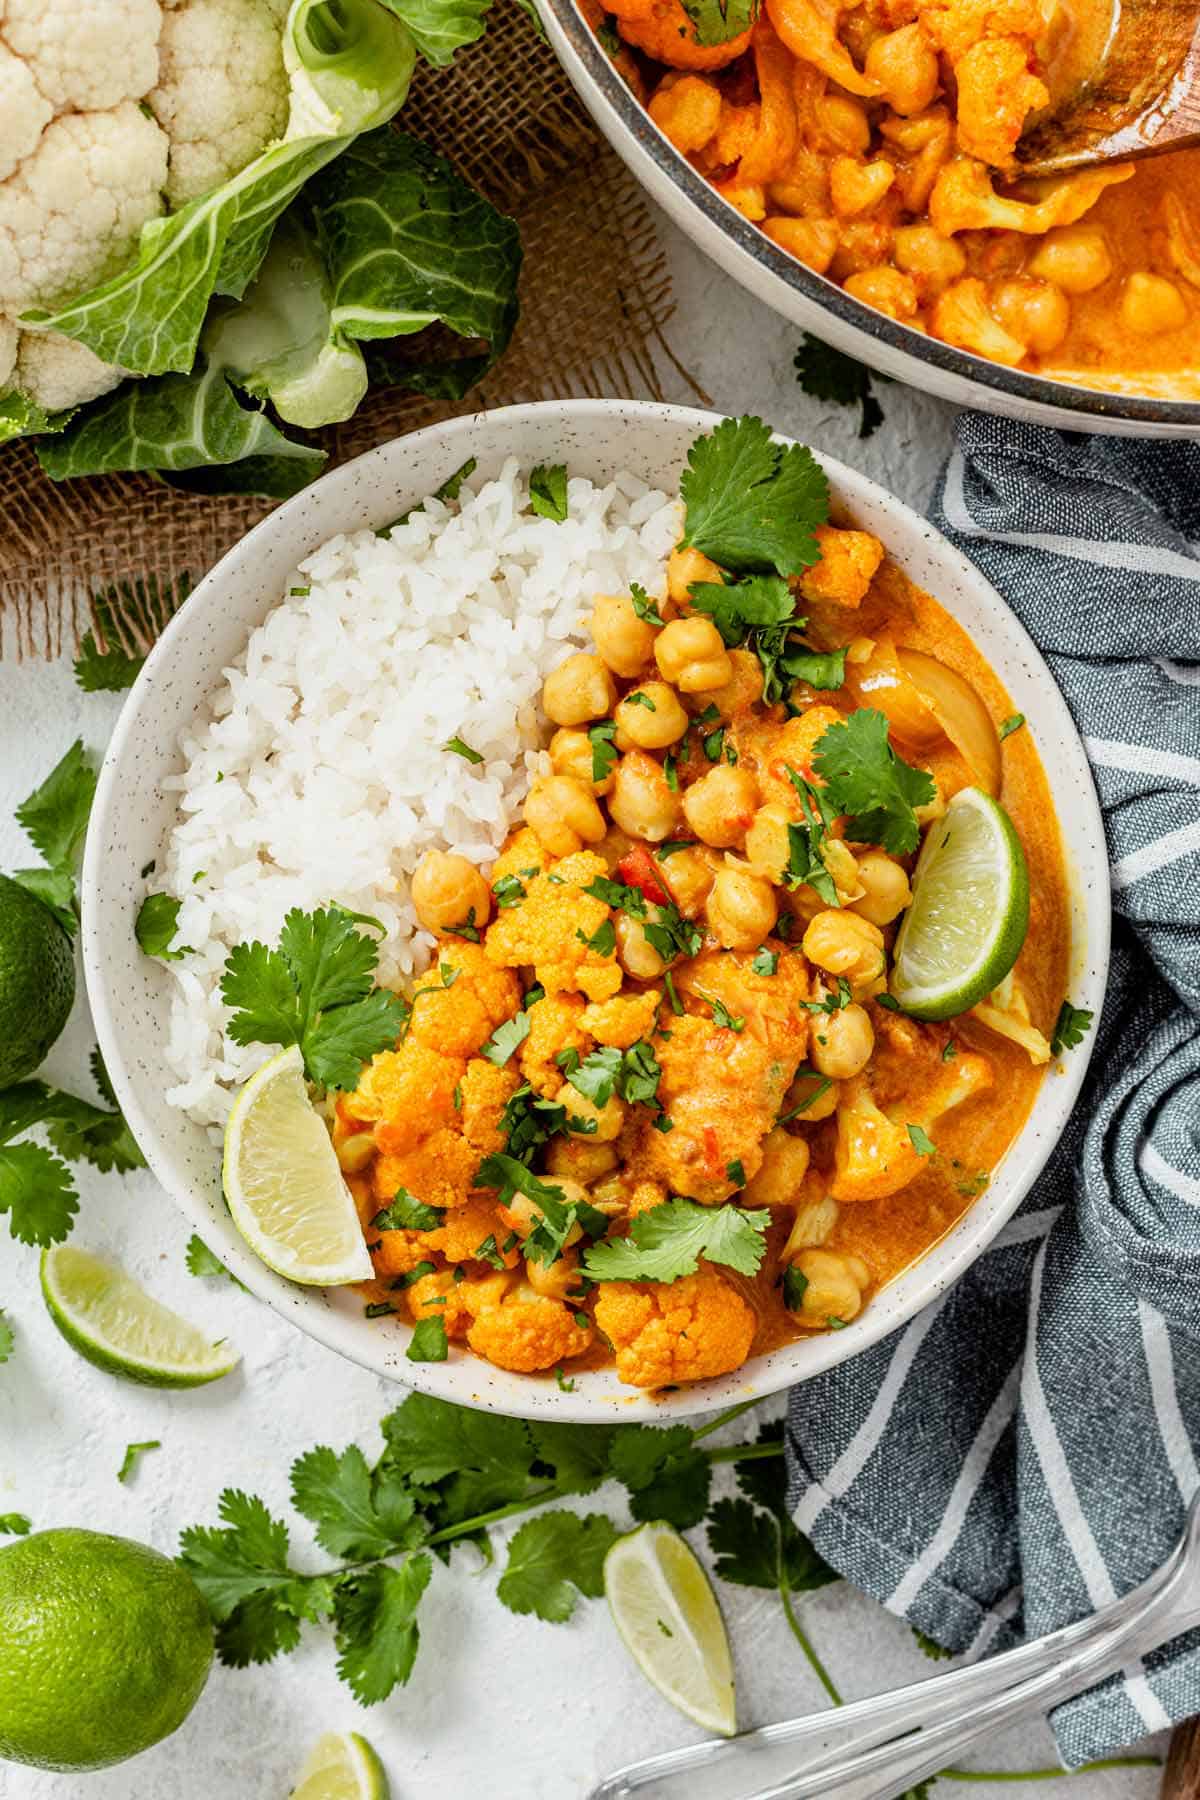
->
[589,720,618,783]
[555,1367,577,1393]
[811,710,936,855]
[117,1440,161,1484]
[907,1123,936,1157]
[583,1197,769,1283]
[365,1301,396,1320]
[373,1189,445,1233]
[703,993,745,1033]
[998,713,1026,740]
[630,582,665,626]
[136,893,191,961]
[583,875,646,916]
[802,977,852,1015]
[703,724,725,761]
[752,947,779,977]
[481,1011,531,1067]
[941,1041,957,1062]
[782,1262,809,1312]
[407,1318,449,1363]
[642,906,702,964]
[473,1236,508,1271]
[793,334,887,440]
[655,839,697,859]
[679,0,758,47]
[726,1158,746,1186]
[1050,1001,1094,1057]
[529,463,568,523]
[576,919,616,957]
[625,691,656,711]
[444,736,484,764]
[663,969,684,1017]
[493,874,526,909]
[689,573,797,648]
[777,1068,833,1123]
[391,1260,437,1289]
[663,748,680,792]
[679,416,829,578]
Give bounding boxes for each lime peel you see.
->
[222,1044,372,1287]
[890,786,1030,1022]
[41,1245,239,1388]
[604,1521,737,1737]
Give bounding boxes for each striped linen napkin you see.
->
[784,414,1200,1765]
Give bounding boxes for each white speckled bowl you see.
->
[82,400,1109,1421]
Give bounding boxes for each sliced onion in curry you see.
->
[842,635,943,750]
[897,648,1003,797]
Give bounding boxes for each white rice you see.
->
[158,457,682,1132]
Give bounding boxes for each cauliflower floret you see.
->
[799,525,885,609]
[484,852,623,1003]
[149,0,291,206]
[0,314,17,389]
[428,1195,513,1263]
[371,1227,433,1282]
[15,330,125,409]
[372,1129,480,1211]
[458,1057,521,1156]
[931,277,1027,365]
[0,101,168,312]
[0,40,52,183]
[466,1283,593,1373]
[830,1074,923,1201]
[406,1269,473,1338]
[489,828,545,887]
[346,1041,464,1143]
[954,36,1048,168]
[0,0,161,114]
[407,939,521,1060]
[929,157,1132,238]
[581,989,662,1049]
[519,992,591,1097]
[594,1270,756,1388]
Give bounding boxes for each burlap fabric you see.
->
[0,1,691,659]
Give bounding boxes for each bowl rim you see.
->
[540,0,1200,431]
[82,397,1110,1421]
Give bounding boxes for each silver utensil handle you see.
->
[590,1497,1200,1800]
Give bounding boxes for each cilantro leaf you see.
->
[582,1197,769,1283]
[333,1556,432,1704]
[0,1309,12,1364]
[529,463,569,522]
[15,739,97,871]
[497,1511,618,1621]
[998,712,1026,740]
[609,1424,711,1529]
[527,1422,618,1496]
[444,735,484,764]
[493,873,527,909]
[679,0,757,47]
[777,645,847,692]
[185,1234,247,1288]
[373,1188,444,1232]
[74,575,189,692]
[8,865,78,935]
[136,893,189,960]
[589,720,619,783]
[564,1044,622,1107]
[221,907,407,1091]
[680,416,829,578]
[214,1589,306,1668]
[630,582,665,626]
[752,947,778,976]
[782,1262,808,1312]
[0,1143,79,1246]
[1051,1001,1094,1057]
[689,573,797,647]
[907,1123,936,1157]
[913,1625,955,1661]
[178,1490,297,1621]
[118,1440,160,1484]
[481,1010,531,1067]
[709,1425,836,1593]
[380,1393,541,1522]
[407,1318,449,1362]
[44,1057,145,1174]
[291,1445,427,1560]
[0,1513,30,1534]
[811,710,935,855]
[794,335,887,440]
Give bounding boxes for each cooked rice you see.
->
[157,458,681,1131]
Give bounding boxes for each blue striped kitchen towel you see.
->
[785,414,1200,1766]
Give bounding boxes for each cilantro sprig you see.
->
[582,1197,769,1283]
[794,335,888,441]
[811,710,935,856]
[1050,1001,1094,1057]
[11,739,98,935]
[220,907,408,1092]
[680,415,829,578]
[0,1051,145,1249]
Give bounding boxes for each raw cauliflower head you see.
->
[0,0,291,410]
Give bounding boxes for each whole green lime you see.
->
[0,1528,213,1771]
[0,874,75,1089]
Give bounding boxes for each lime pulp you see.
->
[604,1522,737,1737]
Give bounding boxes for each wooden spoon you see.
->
[1017,0,1200,176]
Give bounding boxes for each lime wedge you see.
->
[223,1045,372,1287]
[890,786,1030,1021]
[291,1731,389,1800]
[604,1522,737,1737]
[41,1246,239,1387]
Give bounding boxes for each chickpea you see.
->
[762,216,840,273]
[667,545,721,606]
[742,1127,810,1207]
[802,909,886,991]
[812,92,871,156]
[829,156,896,219]
[1028,225,1112,295]
[991,279,1071,356]
[411,849,493,934]
[782,1192,840,1259]
[526,1247,582,1301]
[335,1129,376,1176]
[744,803,792,883]
[523,775,607,857]
[1120,272,1189,337]
[823,838,864,905]
[542,652,617,726]
[682,763,759,849]
[615,682,690,751]
[550,726,615,797]
[615,910,668,980]
[502,1180,588,1246]
[687,646,764,721]
[655,616,733,692]
[784,1248,870,1326]
[783,1067,840,1122]
[658,843,719,917]
[892,224,966,295]
[564,1081,626,1142]
[705,865,778,950]
[845,266,920,321]
[545,1136,619,1183]
[851,852,912,926]
[591,592,659,678]
[810,1002,875,1079]
[608,750,682,842]
[864,24,939,115]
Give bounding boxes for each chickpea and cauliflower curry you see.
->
[289,417,1072,1392]
[587,0,1200,396]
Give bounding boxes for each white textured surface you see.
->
[0,211,1164,1799]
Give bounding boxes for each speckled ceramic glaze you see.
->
[535,1,1200,439]
[82,401,1109,1421]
